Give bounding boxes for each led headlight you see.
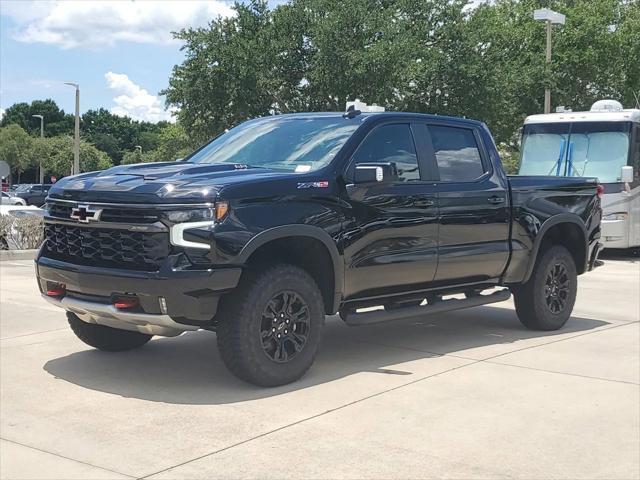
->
[168,202,229,250]
[602,212,628,221]
[166,208,215,223]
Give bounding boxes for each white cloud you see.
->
[2,0,234,49]
[105,72,175,123]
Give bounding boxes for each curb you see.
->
[0,249,38,261]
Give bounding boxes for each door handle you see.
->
[488,196,505,204]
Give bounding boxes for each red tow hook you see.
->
[46,284,66,297]
[113,297,139,310]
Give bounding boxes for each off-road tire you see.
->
[67,312,153,351]
[513,245,577,331]
[216,264,325,387]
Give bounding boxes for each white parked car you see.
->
[0,205,45,250]
[1,191,27,206]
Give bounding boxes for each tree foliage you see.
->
[164,0,640,146]
[122,124,194,164]
[0,99,74,138]
[1,101,171,166]
[32,136,113,177]
[0,125,35,181]
[81,108,170,163]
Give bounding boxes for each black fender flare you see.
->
[237,225,344,313]
[523,213,588,282]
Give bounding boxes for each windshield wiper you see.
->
[548,139,567,176]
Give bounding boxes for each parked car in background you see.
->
[1,192,27,206]
[0,205,45,250]
[13,184,53,206]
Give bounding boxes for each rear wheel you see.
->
[512,245,577,331]
[67,312,153,351]
[216,264,325,387]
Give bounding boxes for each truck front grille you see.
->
[43,223,169,271]
[47,203,161,224]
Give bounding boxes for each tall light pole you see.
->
[32,114,44,183]
[64,82,80,175]
[534,9,566,114]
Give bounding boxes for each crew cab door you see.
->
[341,122,439,299]
[424,122,510,282]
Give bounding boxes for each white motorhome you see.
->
[519,100,640,250]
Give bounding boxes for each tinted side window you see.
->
[352,124,420,181]
[32,186,42,192]
[430,125,485,182]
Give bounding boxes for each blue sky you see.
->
[0,1,283,122]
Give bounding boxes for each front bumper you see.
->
[601,219,629,250]
[42,294,199,336]
[36,255,242,335]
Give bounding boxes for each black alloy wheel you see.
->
[544,262,570,314]
[260,291,310,363]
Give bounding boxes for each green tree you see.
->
[0,99,73,137]
[81,108,167,164]
[0,103,31,131]
[164,0,640,149]
[150,124,193,161]
[0,124,34,183]
[164,1,281,143]
[121,150,146,165]
[36,136,112,177]
[122,124,194,164]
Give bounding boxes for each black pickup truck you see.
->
[36,111,602,386]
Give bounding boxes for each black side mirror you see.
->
[354,162,398,184]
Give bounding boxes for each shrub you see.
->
[0,214,44,250]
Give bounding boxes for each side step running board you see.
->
[343,289,511,326]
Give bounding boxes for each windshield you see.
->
[187,116,362,172]
[519,122,632,183]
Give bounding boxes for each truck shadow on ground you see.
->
[43,305,608,405]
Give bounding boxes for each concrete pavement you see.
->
[1,256,638,479]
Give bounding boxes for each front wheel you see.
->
[512,245,577,331]
[216,264,325,387]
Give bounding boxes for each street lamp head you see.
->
[64,82,79,89]
[534,8,566,25]
[32,114,44,119]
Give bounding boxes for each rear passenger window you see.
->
[429,125,485,182]
[352,124,420,181]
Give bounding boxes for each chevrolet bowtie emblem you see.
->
[70,205,102,223]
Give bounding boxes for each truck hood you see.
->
[47,161,291,204]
